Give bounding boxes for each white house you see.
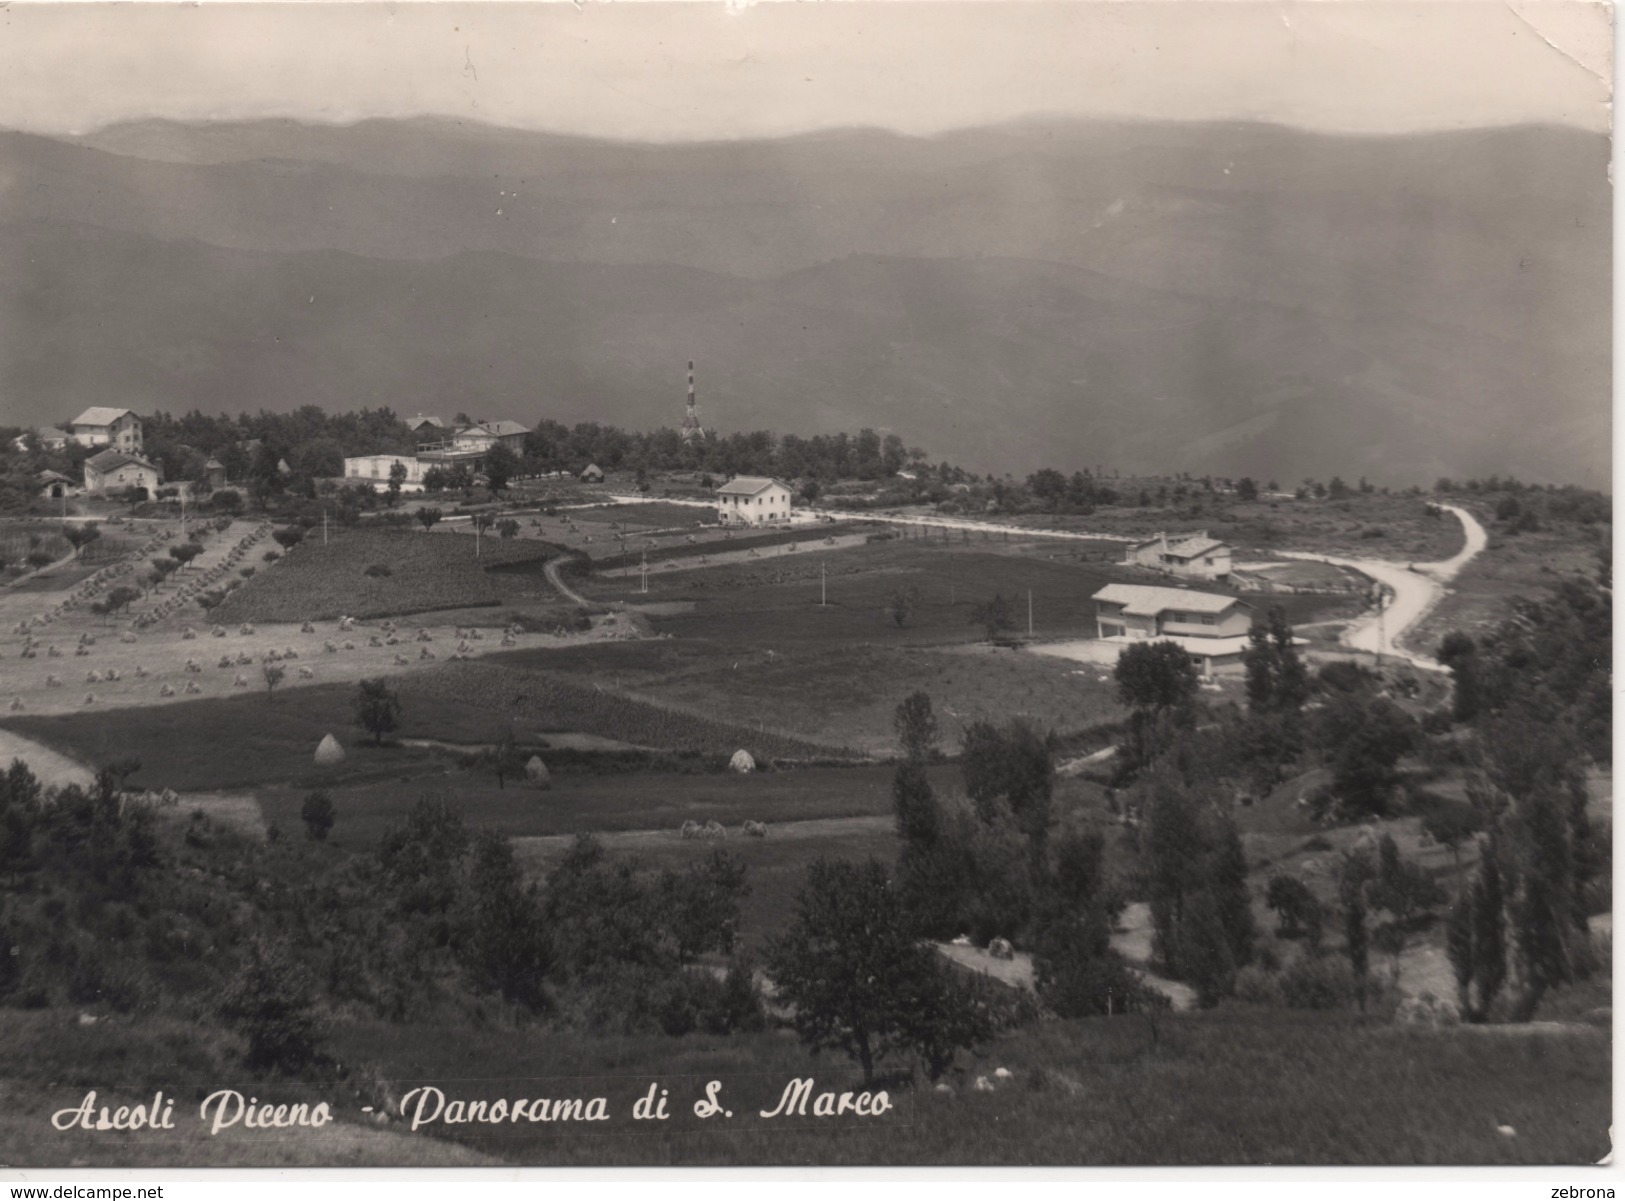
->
[1125,531,1233,582]
[83,449,163,496]
[68,407,143,451]
[1091,582,1255,675]
[343,455,427,487]
[715,476,793,525]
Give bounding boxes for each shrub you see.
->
[1277,952,1355,1010]
[213,490,243,512]
[300,791,335,841]
[262,550,280,563]
[364,564,393,578]
[217,940,324,1073]
[1233,964,1283,1005]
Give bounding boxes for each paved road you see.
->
[1276,504,1487,669]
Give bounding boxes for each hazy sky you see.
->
[0,1,1611,139]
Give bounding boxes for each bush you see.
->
[263,550,280,563]
[213,490,243,512]
[217,940,324,1073]
[364,564,393,578]
[1277,952,1355,1010]
[1233,964,1283,1005]
[300,791,335,841]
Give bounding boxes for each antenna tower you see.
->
[681,359,706,443]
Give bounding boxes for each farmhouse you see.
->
[68,407,143,451]
[36,470,75,499]
[83,449,163,496]
[715,476,793,525]
[343,454,427,487]
[1125,531,1232,582]
[1091,582,1254,675]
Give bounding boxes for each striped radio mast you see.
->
[680,359,706,443]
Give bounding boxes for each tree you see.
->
[1115,640,1200,715]
[889,585,919,629]
[422,466,448,493]
[892,691,940,762]
[415,507,443,533]
[459,831,552,1009]
[959,719,1055,860]
[272,527,304,551]
[472,511,496,557]
[480,726,526,789]
[497,519,520,540]
[217,939,323,1073]
[92,585,140,624]
[1447,849,1508,1022]
[968,593,1014,642]
[1437,631,1481,722]
[1338,850,1375,1011]
[892,759,941,846]
[352,677,402,746]
[387,461,407,505]
[300,790,335,841]
[659,850,750,964]
[262,663,286,700]
[1265,874,1324,946]
[62,523,100,560]
[377,794,469,916]
[474,445,514,492]
[766,858,989,1083]
[169,541,204,569]
[1244,606,1309,717]
[1235,477,1259,502]
[1317,695,1416,817]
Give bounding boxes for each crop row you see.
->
[209,529,548,623]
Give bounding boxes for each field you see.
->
[1,658,860,792]
[209,527,554,623]
[1410,508,1608,650]
[978,489,1469,562]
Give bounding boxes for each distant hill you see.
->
[0,117,1608,486]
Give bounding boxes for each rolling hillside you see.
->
[0,118,1608,486]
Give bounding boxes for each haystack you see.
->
[314,733,346,765]
[729,749,756,774]
[525,755,551,790]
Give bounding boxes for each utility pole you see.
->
[820,560,827,606]
[1028,589,1034,639]
[322,508,329,546]
[640,549,648,595]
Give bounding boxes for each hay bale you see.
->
[525,755,551,789]
[314,734,346,765]
[729,749,756,774]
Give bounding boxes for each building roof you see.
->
[1092,583,1242,617]
[1132,531,1231,559]
[478,420,529,437]
[36,470,74,485]
[580,463,604,477]
[204,458,225,470]
[407,414,445,429]
[85,449,158,474]
[715,476,786,497]
[1162,536,1230,560]
[70,406,136,428]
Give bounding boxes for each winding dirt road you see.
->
[1278,504,1487,669]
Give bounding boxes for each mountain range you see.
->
[0,116,1609,487]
